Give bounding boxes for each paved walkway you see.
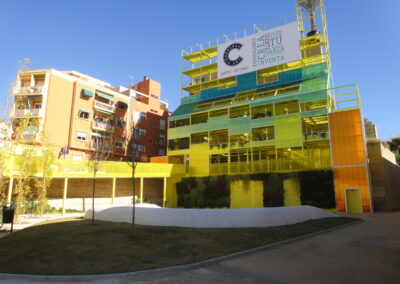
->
[0,213,83,239]
[1,212,399,283]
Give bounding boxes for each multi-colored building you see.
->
[10,70,169,162]
[167,0,373,213]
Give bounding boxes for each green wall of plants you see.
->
[176,170,334,209]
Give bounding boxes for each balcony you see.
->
[17,133,37,141]
[10,108,43,118]
[92,120,114,133]
[94,100,115,113]
[13,86,44,95]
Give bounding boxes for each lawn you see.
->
[0,216,359,275]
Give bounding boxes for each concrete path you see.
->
[0,213,83,239]
[1,212,399,283]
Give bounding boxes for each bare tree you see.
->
[35,146,56,215]
[87,136,113,225]
[298,0,321,36]
[124,113,143,229]
[126,128,139,229]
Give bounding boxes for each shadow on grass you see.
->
[0,216,360,275]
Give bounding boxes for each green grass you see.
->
[0,216,359,275]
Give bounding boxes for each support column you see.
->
[7,177,13,203]
[62,177,68,215]
[112,177,116,204]
[163,177,167,208]
[140,177,144,203]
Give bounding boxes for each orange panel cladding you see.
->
[329,109,366,166]
[329,109,372,212]
[333,167,371,212]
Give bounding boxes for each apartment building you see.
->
[167,0,373,212]
[10,70,169,162]
[0,120,12,148]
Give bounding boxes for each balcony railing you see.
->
[11,108,43,117]
[94,100,115,113]
[92,121,114,132]
[13,86,43,95]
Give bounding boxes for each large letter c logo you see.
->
[223,43,243,66]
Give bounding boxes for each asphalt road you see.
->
[1,212,399,283]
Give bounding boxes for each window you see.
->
[150,109,158,113]
[140,113,147,120]
[169,118,190,128]
[33,103,42,109]
[251,104,273,119]
[115,140,124,148]
[158,149,165,156]
[191,113,208,125]
[168,137,190,150]
[275,100,299,116]
[134,144,145,152]
[229,105,249,119]
[77,131,87,141]
[210,108,228,118]
[252,126,275,141]
[159,134,165,145]
[195,103,212,110]
[160,119,166,130]
[191,132,208,144]
[72,155,83,161]
[209,130,228,147]
[139,128,146,136]
[78,110,90,120]
[117,119,126,128]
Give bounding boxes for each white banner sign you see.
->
[217,22,301,79]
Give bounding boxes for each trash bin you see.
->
[2,203,15,234]
[2,203,15,224]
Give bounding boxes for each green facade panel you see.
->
[274,114,303,148]
[191,123,209,133]
[209,116,229,131]
[301,109,327,118]
[168,126,191,139]
[251,117,275,128]
[229,117,252,135]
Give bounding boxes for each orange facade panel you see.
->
[150,156,167,163]
[334,166,371,212]
[329,109,371,213]
[329,109,366,167]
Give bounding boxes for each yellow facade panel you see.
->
[230,180,264,208]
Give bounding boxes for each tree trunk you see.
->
[132,165,135,227]
[91,170,97,225]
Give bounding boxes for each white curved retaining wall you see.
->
[84,205,337,228]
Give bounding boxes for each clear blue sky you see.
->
[1,0,399,140]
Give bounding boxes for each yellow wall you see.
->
[189,144,210,176]
[230,180,264,208]
[283,177,301,206]
[43,73,74,148]
[69,82,96,151]
[166,176,181,207]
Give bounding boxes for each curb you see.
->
[0,219,363,282]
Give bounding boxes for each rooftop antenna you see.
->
[127,74,135,86]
